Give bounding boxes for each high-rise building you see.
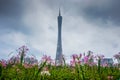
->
[55,9,63,65]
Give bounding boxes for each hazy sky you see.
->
[0,0,120,60]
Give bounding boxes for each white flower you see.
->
[41,71,50,76]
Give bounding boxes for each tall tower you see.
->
[55,9,63,65]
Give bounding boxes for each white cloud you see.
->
[0,32,26,46]
[22,0,120,59]
[0,32,27,59]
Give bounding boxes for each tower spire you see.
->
[59,8,61,16]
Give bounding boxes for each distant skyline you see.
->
[0,0,120,61]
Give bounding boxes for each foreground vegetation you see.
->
[0,45,120,80]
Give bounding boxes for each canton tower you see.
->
[55,9,63,65]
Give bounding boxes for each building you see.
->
[24,57,38,64]
[101,58,114,67]
[55,9,63,65]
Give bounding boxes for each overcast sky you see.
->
[0,0,120,61]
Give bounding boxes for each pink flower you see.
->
[114,52,120,59]
[72,54,78,61]
[114,52,120,64]
[102,63,108,67]
[41,55,53,64]
[0,59,7,67]
[84,56,89,64]
[23,63,33,68]
[83,52,95,66]
[70,54,82,66]
[70,60,76,66]
[71,53,82,61]
[8,56,20,64]
[88,62,97,66]
[17,45,29,56]
[79,54,82,58]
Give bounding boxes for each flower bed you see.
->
[0,46,120,80]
